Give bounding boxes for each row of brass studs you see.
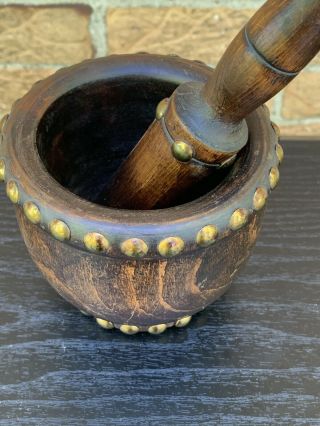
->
[2,170,280,256]
[1,117,282,258]
[95,315,192,335]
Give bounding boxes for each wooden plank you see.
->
[0,139,319,425]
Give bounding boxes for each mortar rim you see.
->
[1,53,280,258]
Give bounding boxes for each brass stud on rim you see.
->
[121,238,148,258]
[253,187,268,211]
[175,316,192,328]
[155,98,169,120]
[0,159,5,181]
[6,180,19,204]
[23,201,41,224]
[196,225,218,247]
[96,318,114,329]
[148,324,167,335]
[269,167,280,189]
[171,141,193,162]
[271,121,280,138]
[120,324,140,335]
[229,208,248,231]
[84,232,110,253]
[158,236,185,257]
[49,219,71,241]
[276,143,284,163]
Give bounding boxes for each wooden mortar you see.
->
[0,54,280,334]
[1,0,319,334]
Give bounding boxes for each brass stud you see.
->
[253,187,268,211]
[269,167,280,189]
[271,121,280,138]
[0,114,8,134]
[148,324,167,335]
[96,318,114,329]
[121,238,148,258]
[49,219,71,241]
[120,324,140,335]
[229,208,248,231]
[84,232,110,253]
[196,225,218,247]
[175,316,192,328]
[158,236,184,257]
[0,159,5,181]
[156,98,169,120]
[6,180,19,204]
[171,141,193,162]
[276,143,284,163]
[23,201,41,224]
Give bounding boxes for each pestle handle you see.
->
[203,0,320,123]
[102,0,320,210]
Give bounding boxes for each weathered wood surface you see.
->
[0,139,320,425]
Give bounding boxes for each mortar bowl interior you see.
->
[36,67,231,208]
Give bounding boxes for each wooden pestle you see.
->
[102,0,320,210]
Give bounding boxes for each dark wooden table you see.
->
[1,139,319,425]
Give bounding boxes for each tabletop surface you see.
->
[0,139,320,426]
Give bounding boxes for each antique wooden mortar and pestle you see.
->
[0,0,319,334]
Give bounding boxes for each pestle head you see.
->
[162,81,249,167]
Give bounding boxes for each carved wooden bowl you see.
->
[0,54,282,334]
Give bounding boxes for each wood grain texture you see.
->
[0,139,320,425]
[16,205,262,328]
[246,0,320,73]
[203,0,320,122]
[103,112,230,209]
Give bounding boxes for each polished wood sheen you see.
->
[104,0,320,209]
[203,0,320,122]
[246,0,320,72]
